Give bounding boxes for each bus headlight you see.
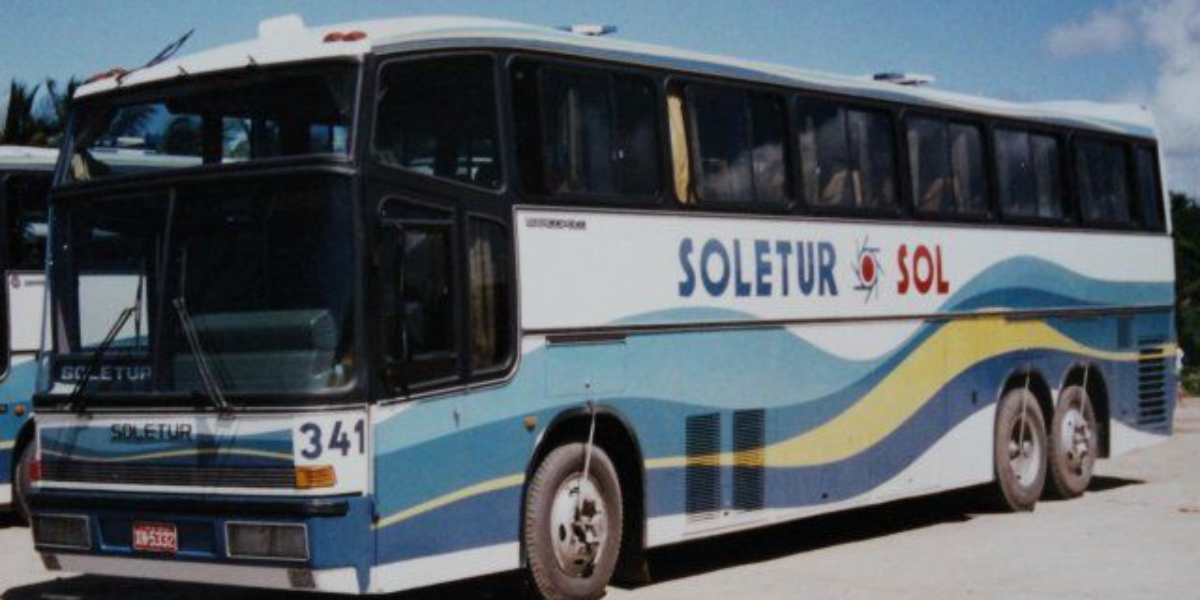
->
[33,515,91,550]
[226,522,309,561]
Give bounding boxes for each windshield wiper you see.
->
[172,297,230,413]
[68,306,137,413]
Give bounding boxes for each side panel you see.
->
[0,271,47,505]
[365,208,1176,593]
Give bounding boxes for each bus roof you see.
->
[0,145,58,171]
[75,14,1157,138]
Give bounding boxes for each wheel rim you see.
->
[1007,407,1043,486]
[549,474,609,578]
[1058,397,1094,477]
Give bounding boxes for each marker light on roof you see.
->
[85,68,129,84]
[323,30,367,43]
[561,24,618,36]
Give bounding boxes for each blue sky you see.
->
[1,0,1196,193]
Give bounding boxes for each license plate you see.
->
[132,522,178,554]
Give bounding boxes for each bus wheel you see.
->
[991,388,1047,511]
[1047,385,1097,499]
[524,443,623,600]
[13,442,34,525]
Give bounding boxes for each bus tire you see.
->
[13,442,34,525]
[991,388,1047,512]
[524,443,623,600]
[1046,385,1097,499]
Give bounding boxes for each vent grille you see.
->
[685,413,721,521]
[1137,342,1169,428]
[41,460,296,489]
[733,409,765,511]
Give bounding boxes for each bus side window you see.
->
[1134,146,1165,232]
[906,116,989,218]
[5,174,50,271]
[796,99,897,212]
[512,61,661,200]
[685,84,790,206]
[667,86,694,204]
[467,218,512,374]
[373,56,503,190]
[381,213,459,392]
[1075,137,1133,226]
[995,129,1065,221]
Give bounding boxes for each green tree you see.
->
[1173,192,1200,392]
[1,76,78,146]
[1,80,41,144]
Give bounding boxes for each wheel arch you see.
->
[1059,362,1112,458]
[7,418,36,510]
[998,366,1055,433]
[521,405,648,581]
[11,419,35,471]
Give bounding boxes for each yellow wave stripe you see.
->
[40,447,293,463]
[376,317,1172,528]
[374,474,525,530]
[647,317,1148,469]
[0,441,14,451]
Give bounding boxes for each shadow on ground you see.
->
[1,477,1143,600]
[0,514,24,531]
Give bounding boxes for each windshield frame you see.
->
[37,165,367,411]
[59,60,363,190]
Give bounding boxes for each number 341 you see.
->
[299,419,366,460]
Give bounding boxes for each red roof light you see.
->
[85,68,129,84]
[323,30,367,43]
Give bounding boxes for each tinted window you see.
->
[69,67,355,182]
[796,100,897,211]
[687,85,790,205]
[994,129,1064,220]
[375,56,502,189]
[1135,147,1165,231]
[907,116,989,217]
[513,62,660,198]
[1075,138,1132,225]
[385,219,457,389]
[468,218,512,372]
[3,174,50,270]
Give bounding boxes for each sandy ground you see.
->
[2,400,1198,600]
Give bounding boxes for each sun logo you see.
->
[853,237,883,302]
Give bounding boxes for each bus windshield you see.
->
[47,175,357,401]
[65,66,356,183]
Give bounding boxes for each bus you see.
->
[0,146,53,523]
[29,15,1176,600]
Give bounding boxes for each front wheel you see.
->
[13,442,34,525]
[990,388,1047,511]
[1046,385,1098,499]
[524,443,623,600]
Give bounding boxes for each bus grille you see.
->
[1137,342,1170,430]
[732,409,765,511]
[40,460,296,489]
[685,413,721,522]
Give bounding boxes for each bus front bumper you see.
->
[29,489,374,594]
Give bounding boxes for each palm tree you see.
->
[1,80,41,145]
[39,77,80,144]
[1,77,79,146]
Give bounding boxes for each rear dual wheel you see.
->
[524,443,623,600]
[1046,385,1098,499]
[991,388,1047,511]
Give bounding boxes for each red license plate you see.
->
[132,522,178,554]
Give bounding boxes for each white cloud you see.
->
[1047,1,1200,196]
[1046,7,1140,58]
